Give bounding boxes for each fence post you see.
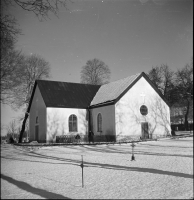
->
[80,155,84,187]
[131,142,136,161]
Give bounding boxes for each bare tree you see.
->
[148,64,175,107]
[1,0,70,101]
[12,54,51,143]
[175,60,193,130]
[11,54,50,109]
[1,0,69,142]
[1,0,71,102]
[81,58,111,85]
[147,66,163,88]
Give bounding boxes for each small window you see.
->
[140,105,148,116]
[69,114,77,132]
[97,113,102,132]
[36,116,39,124]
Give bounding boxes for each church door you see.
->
[141,122,149,139]
[35,125,39,141]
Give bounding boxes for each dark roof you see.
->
[27,80,101,111]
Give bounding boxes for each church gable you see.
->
[115,75,171,138]
[29,85,47,142]
[90,72,169,108]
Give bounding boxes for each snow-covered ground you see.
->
[1,137,193,199]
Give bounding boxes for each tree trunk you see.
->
[184,101,190,131]
[18,112,29,143]
[184,116,189,131]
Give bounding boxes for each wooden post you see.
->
[80,155,84,188]
[131,142,135,161]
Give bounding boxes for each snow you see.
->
[1,137,193,199]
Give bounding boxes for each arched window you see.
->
[97,113,102,132]
[69,114,77,132]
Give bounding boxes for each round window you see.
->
[140,105,148,116]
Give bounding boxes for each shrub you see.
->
[9,136,15,144]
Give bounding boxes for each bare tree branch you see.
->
[2,0,71,21]
[1,49,25,103]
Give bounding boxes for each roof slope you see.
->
[35,80,101,109]
[90,73,140,106]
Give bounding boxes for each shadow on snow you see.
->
[2,150,193,180]
[70,145,193,158]
[1,144,193,180]
[1,174,71,199]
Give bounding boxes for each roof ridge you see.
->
[36,73,141,86]
[36,79,101,87]
[105,72,141,85]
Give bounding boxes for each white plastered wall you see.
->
[29,86,47,142]
[115,76,171,139]
[90,105,115,136]
[46,107,88,142]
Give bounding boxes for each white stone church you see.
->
[27,72,171,143]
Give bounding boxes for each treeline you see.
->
[147,62,193,130]
[1,119,28,143]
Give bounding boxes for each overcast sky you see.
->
[1,0,193,136]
